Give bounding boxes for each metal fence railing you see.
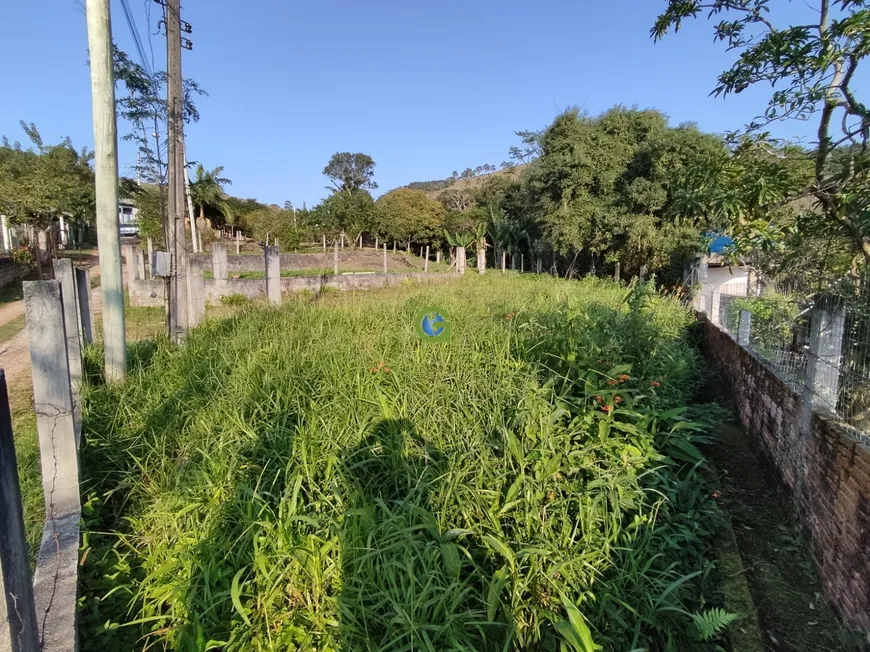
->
[697,286,870,444]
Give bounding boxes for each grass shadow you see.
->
[337,418,497,651]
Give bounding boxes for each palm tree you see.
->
[189,164,234,227]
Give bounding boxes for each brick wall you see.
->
[699,314,870,629]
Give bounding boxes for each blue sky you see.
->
[0,0,855,207]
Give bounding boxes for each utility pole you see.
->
[86,0,126,380]
[166,0,188,343]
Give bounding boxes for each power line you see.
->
[119,0,152,76]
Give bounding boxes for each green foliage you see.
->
[323,152,378,194]
[78,276,728,651]
[189,164,234,225]
[219,293,252,307]
[375,188,445,245]
[244,206,303,249]
[309,190,376,242]
[730,292,801,352]
[0,122,95,230]
[9,245,35,270]
[119,180,165,246]
[113,47,206,188]
[692,608,738,642]
[526,107,721,279]
[652,0,870,264]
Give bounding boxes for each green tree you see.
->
[245,206,302,250]
[311,190,376,245]
[375,188,445,249]
[323,152,378,195]
[652,0,870,262]
[527,107,722,279]
[189,164,234,226]
[0,123,95,273]
[120,179,165,246]
[113,47,206,239]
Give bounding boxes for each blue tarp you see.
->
[708,235,735,254]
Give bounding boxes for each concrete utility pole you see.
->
[166,0,188,343]
[86,0,126,380]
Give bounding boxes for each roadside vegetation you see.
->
[77,275,730,651]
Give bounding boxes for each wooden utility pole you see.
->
[166,0,188,343]
[86,0,126,380]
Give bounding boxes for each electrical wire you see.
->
[119,0,152,76]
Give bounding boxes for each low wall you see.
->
[130,272,451,307]
[191,251,401,273]
[699,314,870,629]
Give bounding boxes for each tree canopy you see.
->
[653,0,870,265]
[375,188,445,246]
[0,122,95,230]
[323,153,378,195]
[190,164,234,224]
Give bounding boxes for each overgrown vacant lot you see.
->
[79,276,728,651]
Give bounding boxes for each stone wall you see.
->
[699,314,870,629]
[130,271,451,307]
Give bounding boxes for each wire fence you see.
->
[697,283,870,444]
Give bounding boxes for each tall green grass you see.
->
[79,275,726,651]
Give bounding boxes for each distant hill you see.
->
[397,166,527,202]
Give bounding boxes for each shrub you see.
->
[10,245,35,269]
[730,291,801,351]
[219,292,252,307]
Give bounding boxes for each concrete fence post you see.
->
[146,237,154,278]
[520,254,524,273]
[424,245,429,273]
[0,370,40,652]
[436,250,441,264]
[52,260,82,440]
[711,288,722,325]
[614,261,620,282]
[75,267,95,345]
[738,309,752,346]
[212,242,228,281]
[123,243,138,307]
[23,281,80,652]
[537,258,543,274]
[236,231,241,255]
[477,246,485,275]
[501,251,506,273]
[135,249,146,280]
[1,215,10,253]
[333,241,339,276]
[322,234,326,252]
[383,244,387,274]
[806,298,846,413]
[375,236,378,250]
[456,247,466,275]
[186,257,205,327]
[265,246,281,305]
